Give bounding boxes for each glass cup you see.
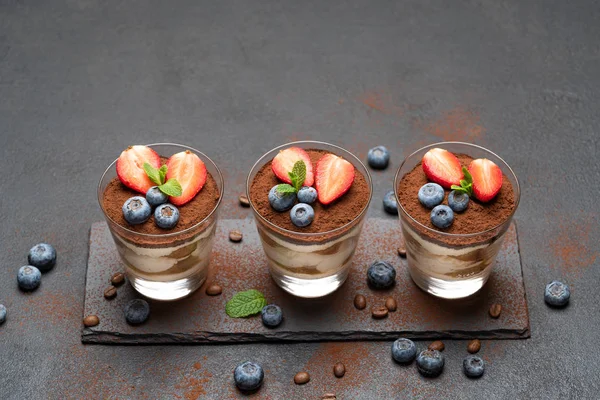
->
[394,142,520,299]
[97,143,223,301]
[247,141,372,298]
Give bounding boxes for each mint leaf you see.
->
[144,163,162,186]
[291,160,306,192]
[226,289,267,318]
[462,167,473,184]
[158,178,182,197]
[158,165,168,185]
[276,184,296,194]
[450,167,474,197]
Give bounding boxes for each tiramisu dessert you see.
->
[395,143,519,299]
[98,144,222,301]
[247,142,372,298]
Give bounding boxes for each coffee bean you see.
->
[428,340,445,351]
[205,284,222,296]
[385,297,397,312]
[353,294,366,310]
[371,305,388,319]
[239,194,250,207]
[83,315,99,327]
[333,362,346,378]
[294,371,310,385]
[111,272,125,286]
[489,303,502,318]
[467,339,481,354]
[229,230,243,242]
[397,246,406,257]
[104,286,117,299]
[322,394,337,400]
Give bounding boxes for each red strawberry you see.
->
[422,148,463,189]
[166,150,207,206]
[468,158,503,202]
[271,147,314,187]
[315,154,355,205]
[116,145,161,194]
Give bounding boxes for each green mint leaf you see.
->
[158,178,182,197]
[451,185,469,195]
[460,179,469,187]
[158,165,168,185]
[226,289,267,318]
[292,160,306,192]
[462,167,473,184]
[276,184,297,194]
[143,162,162,186]
[288,171,298,190]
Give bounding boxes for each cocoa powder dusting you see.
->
[249,149,370,234]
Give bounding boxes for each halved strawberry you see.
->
[315,154,355,205]
[422,148,463,189]
[166,150,207,206]
[468,158,503,202]
[271,147,314,187]
[116,145,161,194]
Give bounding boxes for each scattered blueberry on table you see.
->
[297,186,317,204]
[367,146,390,169]
[290,203,314,227]
[17,265,42,291]
[146,186,168,207]
[261,304,283,328]
[154,203,180,229]
[0,304,6,325]
[383,190,398,215]
[122,196,152,225]
[391,338,417,364]
[463,355,485,378]
[234,361,264,392]
[416,349,445,377]
[367,261,396,289]
[27,243,57,272]
[268,185,296,212]
[124,299,150,325]
[418,183,444,209]
[544,281,570,307]
[448,190,469,213]
[430,205,454,229]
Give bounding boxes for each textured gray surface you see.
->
[0,0,599,398]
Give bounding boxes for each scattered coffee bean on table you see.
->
[239,194,250,207]
[229,230,243,242]
[206,284,222,296]
[353,294,366,310]
[333,362,346,378]
[83,315,99,327]
[111,272,125,286]
[322,394,337,400]
[397,246,406,258]
[428,340,445,351]
[104,285,117,299]
[385,297,397,312]
[467,339,481,354]
[294,371,310,385]
[371,305,389,319]
[489,303,502,318]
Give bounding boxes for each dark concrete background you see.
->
[1,0,598,398]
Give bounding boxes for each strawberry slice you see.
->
[166,150,207,206]
[468,158,503,202]
[116,145,161,194]
[315,154,355,205]
[422,148,463,189]
[271,147,314,187]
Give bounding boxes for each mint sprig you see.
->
[225,289,267,318]
[143,162,183,197]
[451,167,473,197]
[276,160,306,194]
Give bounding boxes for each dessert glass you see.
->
[247,141,372,298]
[97,143,223,301]
[394,142,520,299]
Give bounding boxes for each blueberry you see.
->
[234,361,264,392]
[0,304,6,325]
[418,183,444,209]
[430,205,454,229]
[17,265,41,291]
[154,203,180,229]
[290,203,315,227]
[261,304,283,328]
[544,281,570,307]
[146,186,168,207]
[297,186,318,204]
[367,146,390,169]
[391,338,417,364]
[367,261,396,289]
[268,185,296,212]
[122,196,152,225]
[463,355,485,378]
[124,299,150,325]
[27,243,57,272]
[382,190,398,215]
[448,190,469,213]
[416,349,444,378]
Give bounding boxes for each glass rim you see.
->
[393,141,521,238]
[97,142,224,238]
[246,140,373,237]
